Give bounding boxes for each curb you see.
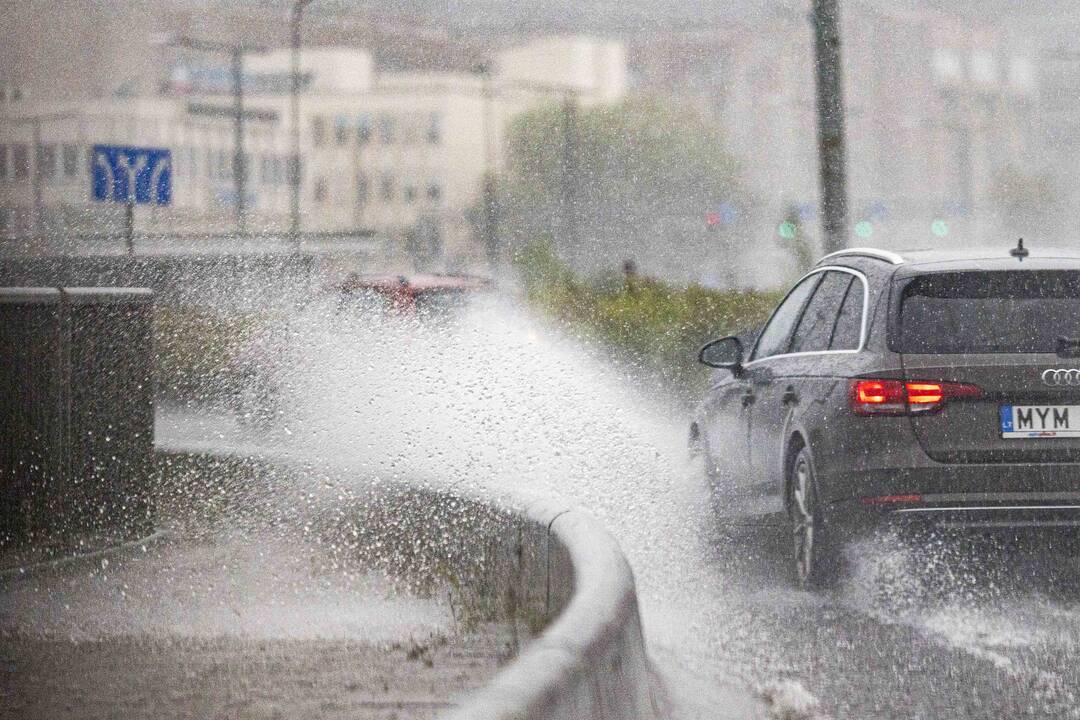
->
[157,442,666,720]
[0,529,171,582]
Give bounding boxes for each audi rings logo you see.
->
[1041,369,1080,386]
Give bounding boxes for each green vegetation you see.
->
[514,240,781,403]
[497,95,747,270]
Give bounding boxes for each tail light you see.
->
[851,379,982,415]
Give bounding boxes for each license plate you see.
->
[1001,405,1080,438]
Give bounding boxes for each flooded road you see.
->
[161,297,1080,720]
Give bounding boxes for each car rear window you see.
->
[896,270,1080,354]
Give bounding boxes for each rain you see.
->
[4,2,1080,720]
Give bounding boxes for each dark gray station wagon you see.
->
[691,244,1080,586]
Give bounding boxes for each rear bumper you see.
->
[820,463,1080,536]
[835,501,1080,534]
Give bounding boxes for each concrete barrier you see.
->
[445,497,663,720]
[155,445,665,720]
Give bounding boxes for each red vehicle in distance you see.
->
[335,273,492,315]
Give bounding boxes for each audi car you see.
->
[691,244,1080,587]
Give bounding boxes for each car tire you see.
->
[701,436,727,517]
[789,446,841,589]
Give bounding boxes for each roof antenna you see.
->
[1010,238,1029,261]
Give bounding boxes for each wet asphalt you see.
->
[163,302,1080,720]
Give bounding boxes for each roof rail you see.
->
[819,247,905,265]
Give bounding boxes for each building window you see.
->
[311,116,326,146]
[12,144,30,180]
[380,175,394,201]
[357,115,372,144]
[186,147,198,180]
[217,150,229,181]
[356,173,369,205]
[271,155,285,185]
[314,177,328,204]
[427,113,442,145]
[426,182,441,201]
[0,145,7,180]
[62,144,79,178]
[37,144,57,181]
[377,115,395,144]
[275,155,286,185]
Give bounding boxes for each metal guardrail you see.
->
[0,232,378,258]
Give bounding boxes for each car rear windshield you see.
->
[896,270,1080,354]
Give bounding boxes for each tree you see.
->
[499,95,745,280]
[990,164,1062,239]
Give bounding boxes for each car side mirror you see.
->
[699,336,744,373]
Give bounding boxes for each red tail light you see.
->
[851,379,982,415]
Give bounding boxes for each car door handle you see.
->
[782,387,799,406]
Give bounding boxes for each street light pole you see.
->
[475,61,499,268]
[231,46,248,236]
[560,90,579,260]
[811,0,850,255]
[3,112,77,244]
[290,0,315,250]
[30,119,43,241]
[174,37,264,238]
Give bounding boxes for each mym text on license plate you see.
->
[1001,405,1080,438]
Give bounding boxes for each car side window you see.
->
[829,275,865,350]
[751,274,821,361]
[790,272,853,354]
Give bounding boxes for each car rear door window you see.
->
[789,271,853,354]
[751,274,821,360]
[897,271,1080,353]
[829,276,864,350]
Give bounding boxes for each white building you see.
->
[0,36,627,270]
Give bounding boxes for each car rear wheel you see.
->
[790,447,840,588]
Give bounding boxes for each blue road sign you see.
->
[91,145,172,206]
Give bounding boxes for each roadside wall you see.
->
[156,446,665,720]
[0,287,154,545]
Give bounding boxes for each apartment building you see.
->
[630,1,1037,258]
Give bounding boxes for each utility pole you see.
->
[560,90,579,259]
[174,37,264,238]
[30,119,43,241]
[811,0,850,254]
[290,0,315,250]
[3,112,76,244]
[231,46,248,237]
[475,61,499,268]
[496,79,580,261]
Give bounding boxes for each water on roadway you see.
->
[166,296,1080,720]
